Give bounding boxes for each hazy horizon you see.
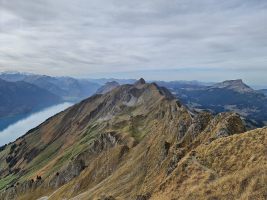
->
[0,69,267,89]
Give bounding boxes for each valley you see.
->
[0,78,61,120]
[0,102,73,146]
[157,79,267,128]
[0,72,101,132]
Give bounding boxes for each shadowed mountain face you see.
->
[0,79,266,200]
[259,89,267,96]
[0,78,61,119]
[0,72,100,102]
[158,79,267,128]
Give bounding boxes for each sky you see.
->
[0,0,267,84]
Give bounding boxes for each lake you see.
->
[0,102,73,146]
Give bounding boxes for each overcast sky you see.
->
[0,0,267,84]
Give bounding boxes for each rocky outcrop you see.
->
[136,193,151,200]
[0,177,43,200]
[166,148,185,175]
[134,78,146,86]
[179,112,213,146]
[48,132,124,189]
[201,112,246,143]
[48,159,85,188]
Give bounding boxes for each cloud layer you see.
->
[0,0,267,83]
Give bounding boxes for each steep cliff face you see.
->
[0,79,266,200]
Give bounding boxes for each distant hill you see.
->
[0,78,61,118]
[87,78,136,85]
[96,81,120,94]
[0,72,100,101]
[156,80,208,91]
[158,79,267,128]
[211,79,255,93]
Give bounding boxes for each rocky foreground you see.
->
[0,79,266,200]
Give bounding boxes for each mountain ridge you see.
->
[211,79,255,93]
[96,81,120,94]
[0,79,266,200]
[0,72,100,102]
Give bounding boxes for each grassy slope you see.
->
[0,82,266,200]
[152,127,267,200]
[47,127,266,200]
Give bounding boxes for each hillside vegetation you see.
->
[0,79,266,200]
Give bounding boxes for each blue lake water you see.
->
[0,114,31,132]
[0,102,73,146]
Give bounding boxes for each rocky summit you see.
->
[0,79,266,200]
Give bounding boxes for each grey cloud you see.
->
[0,0,267,84]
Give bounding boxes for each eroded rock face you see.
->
[136,193,151,200]
[166,148,185,175]
[49,132,123,189]
[0,187,17,200]
[0,179,43,200]
[205,112,246,143]
[179,112,213,146]
[90,132,121,153]
[49,159,85,188]
[189,112,214,136]
[162,141,171,158]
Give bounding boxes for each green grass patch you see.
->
[22,139,62,180]
[0,174,18,191]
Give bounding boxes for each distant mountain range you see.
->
[0,78,61,119]
[157,79,267,128]
[87,78,136,85]
[0,72,101,131]
[1,71,267,129]
[0,72,100,101]
[0,79,266,200]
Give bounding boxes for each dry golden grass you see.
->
[1,83,266,200]
[151,128,267,200]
